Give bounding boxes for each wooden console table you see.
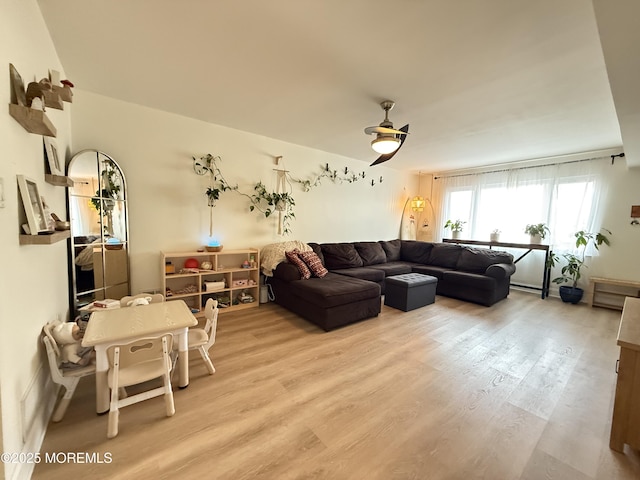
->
[442,238,552,299]
[610,297,640,452]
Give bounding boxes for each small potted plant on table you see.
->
[549,228,611,304]
[525,223,549,244]
[444,219,466,239]
[490,229,501,242]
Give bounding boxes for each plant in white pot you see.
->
[249,182,296,235]
[444,219,466,239]
[548,228,611,304]
[524,223,549,244]
[490,229,501,242]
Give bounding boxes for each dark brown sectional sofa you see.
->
[266,239,516,331]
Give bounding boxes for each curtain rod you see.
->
[433,153,621,180]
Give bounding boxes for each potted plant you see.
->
[90,159,122,234]
[549,228,611,304]
[250,182,296,235]
[444,219,466,239]
[490,229,501,242]
[524,223,549,244]
[193,153,238,237]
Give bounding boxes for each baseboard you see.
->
[9,368,57,480]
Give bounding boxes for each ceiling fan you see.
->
[364,100,409,166]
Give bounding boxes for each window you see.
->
[437,159,605,249]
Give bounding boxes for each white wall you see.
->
[0,1,73,479]
[70,91,414,294]
[588,158,640,281]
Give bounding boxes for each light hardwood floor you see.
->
[33,291,640,479]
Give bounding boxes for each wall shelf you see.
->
[42,90,63,110]
[45,174,73,187]
[8,103,56,137]
[51,85,72,103]
[19,230,70,245]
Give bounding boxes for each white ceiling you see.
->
[37,0,629,172]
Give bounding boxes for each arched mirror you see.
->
[67,150,129,312]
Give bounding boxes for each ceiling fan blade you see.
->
[370,124,409,166]
[364,126,409,136]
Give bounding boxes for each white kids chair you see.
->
[106,333,175,438]
[42,322,95,422]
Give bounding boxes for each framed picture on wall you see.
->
[17,175,48,235]
[44,137,63,175]
[9,63,26,106]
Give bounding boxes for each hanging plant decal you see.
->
[191,154,382,236]
[289,162,383,191]
[193,154,237,236]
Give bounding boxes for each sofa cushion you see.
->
[298,250,329,278]
[456,247,514,274]
[354,242,387,266]
[331,267,385,283]
[320,243,364,269]
[411,264,452,281]
[292,273,380,308]
[428,243,463,268]
[441,270,496,290]
[368,262,414,277]
[379,239,402,261]
[401,241,434,264]
[285,249,311,279]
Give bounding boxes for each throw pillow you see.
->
[298,250,329,278]
[285,249,311,279]
[319,243,363,269]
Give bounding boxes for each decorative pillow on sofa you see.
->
[307,242,325,265]
[298,251,329,278]
[285,249,311,279]
[379,239,402,262]
[320,243,364,269]
[354,242,387,266]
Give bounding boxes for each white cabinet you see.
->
[161,249,260,316]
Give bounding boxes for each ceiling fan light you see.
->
[371,136,400,154]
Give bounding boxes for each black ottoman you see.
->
[384,273,438,311]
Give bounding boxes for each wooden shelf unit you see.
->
[588,277,640,311]
[8,103,56,137]
[19,230,70,245]
[162,249,260,316]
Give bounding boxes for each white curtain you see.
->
[70,177,100,236]
[432,157,609,289]
[432,157,608,249]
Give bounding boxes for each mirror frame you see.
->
[66,149,130,314]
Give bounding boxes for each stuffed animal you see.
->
[127,296,152,307]
[51,322,92,366]
[25,78,52,110]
